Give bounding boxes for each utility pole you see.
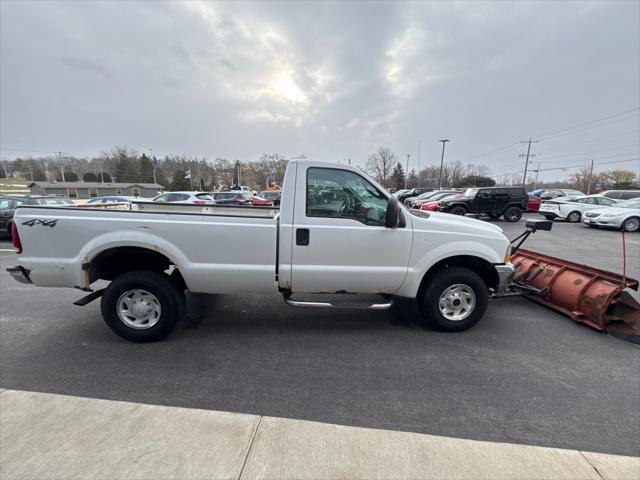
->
[519,139,538,187]
[417,140,421,187]
[150,148,157,184]
[533,161,542,190]
[1,160,9,178]
[405,154,411,189]
[438,139,450,190]
[587,159,594,194]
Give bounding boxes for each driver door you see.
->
[290,166,412,294]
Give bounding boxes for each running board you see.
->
[284,297,392,310]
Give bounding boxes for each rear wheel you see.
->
[567,211,581,223]
[622,216,640,232]
[503,206,523,222]
[450,206,467,216]
[419,267,488,332]
[101,270,185,342]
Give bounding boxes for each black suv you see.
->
[437,187,527,222]
[0,195,74,238]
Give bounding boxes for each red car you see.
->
[527,194,541,212]
[250,195,274,206]
[420,193,463,211]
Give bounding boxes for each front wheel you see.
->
[503,206,523,222]
[450,206,467,216]
[544,215,555,221]
[419,267,488,332]
[622,216,640,232]
[567,211,581,223]
[101,270,185,342]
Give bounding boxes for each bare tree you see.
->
[366,147,396,186]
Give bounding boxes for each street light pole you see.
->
[438,139,450,190]
[405,154,411,189]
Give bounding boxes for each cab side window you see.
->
[0,199,12,210]
[306,168,388,226]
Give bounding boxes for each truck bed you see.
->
[13,204,279,294]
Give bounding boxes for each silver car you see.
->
[582,198,640,232]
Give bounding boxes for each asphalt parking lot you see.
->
[0,214,639,457]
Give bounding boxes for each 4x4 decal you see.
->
[22,219,58,228]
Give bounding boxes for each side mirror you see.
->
[385,196,405,228]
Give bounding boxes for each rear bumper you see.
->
[6,266,32,285]
[494,263,515,293]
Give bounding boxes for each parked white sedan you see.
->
[582,198,640,232]
[538,195,618,223]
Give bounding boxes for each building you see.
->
[28,181,164,199]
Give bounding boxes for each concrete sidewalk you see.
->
[0,389,638,480]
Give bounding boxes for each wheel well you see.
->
[449,204,468,211]
[89,247,175,283]
[418,255,498,296]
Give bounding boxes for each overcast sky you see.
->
[1,0,638,181]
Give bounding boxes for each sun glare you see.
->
[272,72,308,104]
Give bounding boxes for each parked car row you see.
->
[535,190,640,232]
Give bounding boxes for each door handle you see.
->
[296,228,310,246]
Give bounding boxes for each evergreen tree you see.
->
[170,170,192,190]
[65,171,79,182]
[101,171,112,182]
[83,172,98,182]
[407,169,418,189]
[390,162,406,191]
[115,157,131,183]
[139,154,155,183]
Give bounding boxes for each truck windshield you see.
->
[463,188,479,198]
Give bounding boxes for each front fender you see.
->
[395,239,505,298]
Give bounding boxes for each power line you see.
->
[494,157,639,177]
[535,107,640,139]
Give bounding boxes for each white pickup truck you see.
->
[8,160,516,342]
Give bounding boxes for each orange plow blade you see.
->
[511,248,640,342]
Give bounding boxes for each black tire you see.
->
[418,266,488,332]
[450,206,467,216]
[566,211,581,223]
[503,206,523,222]
[544,215,555,221]
[621,216,640,233]
[100,270,185,342]
[488,213,500,219]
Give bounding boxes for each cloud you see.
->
[0,0,638,179]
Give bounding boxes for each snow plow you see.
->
[506,219,640,343]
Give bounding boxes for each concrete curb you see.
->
[1,389,638,480]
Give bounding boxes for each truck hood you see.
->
[408,209,504,237]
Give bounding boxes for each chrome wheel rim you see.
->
[568,212,580,222]
[117,289,161,329]
[438,284,476,321]
[624,217,639,232]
